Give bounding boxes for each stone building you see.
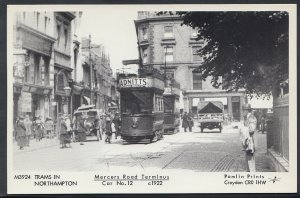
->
[13,12,56,121]
[134,11,246,121]
[52,12,75,120]
[70,11,84,112]
[13,12,76,122]
[81,38,117,112]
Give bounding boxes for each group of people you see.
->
[182,112,194,132]
[59,112,121,149]
[14,115,54,150]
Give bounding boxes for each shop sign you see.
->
[119,78,148,88]
[21,92,31,112]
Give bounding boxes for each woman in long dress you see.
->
[16,116,26,150]
[23,114,32,146]
[35,116,44,141]
[60,115,71,148]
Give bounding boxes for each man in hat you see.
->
[75,114,86,145]
[45,117,54,139]
[105,116,112,143]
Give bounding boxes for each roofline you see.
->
[134,16,182,24]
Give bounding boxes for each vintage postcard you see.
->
[7,4,297,194]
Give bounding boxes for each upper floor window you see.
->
[64,28,68,48]
[141,27,148,40]
[56,24,61,46]
[164,47,173,62]
[36,12,40,28]
[192,71,202,90]
[142,48,148,64]
[192,46,202,62]
[44,16,48,32]
[164,26,173,38]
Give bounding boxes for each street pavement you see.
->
[13,121,274,172]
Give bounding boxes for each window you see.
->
[141,27,148,40]
[164,26,173,38]
[34,54,41,84]
[192,46,202,62]
[64,28,68,48]
[56,24,61,46]
[142,48,148,64]
[43,57,50,85]
[193,71,202,90]
[36,12,40,28]
[164,47,173,62]
[44,16,48,32]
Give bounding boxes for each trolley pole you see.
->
[89,34,93,105]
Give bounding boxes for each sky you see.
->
[79,10,139,76]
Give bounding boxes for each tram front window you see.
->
[121,91,153,115]
[164,96,174,113]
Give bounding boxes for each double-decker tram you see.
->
[118,70,165,143]
[163,81,181,134]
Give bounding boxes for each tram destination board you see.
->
[119,77,164,90]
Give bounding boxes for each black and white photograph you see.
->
[7,4,297,194]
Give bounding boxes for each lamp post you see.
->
[64,86,71,114]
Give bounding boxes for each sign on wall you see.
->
[119,78,148,88]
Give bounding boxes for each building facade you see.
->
[81,38,118,112]
[135,12,246,121]
[53,12,75,120]
[70,11,84,113]
[13,11,76,122]
[13,12,56,121]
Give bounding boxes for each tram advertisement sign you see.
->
[119,78,148,88]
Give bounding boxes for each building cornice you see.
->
[17,23,56,43]
[135,16,182,24]
[54,63,73,72]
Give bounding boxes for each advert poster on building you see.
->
[6,3,297,195]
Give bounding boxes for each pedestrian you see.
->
[260,114,266,134]
[241,105,257,172]
[105,116,112,143]
[35,116,44,142]
[59,115,70,148]
[77,115,87,145]
[187,112,194,132]
[101,114,106,136]
[65,115,72,147]
[112,112,121,139]
[94,115,102,141]
[182,112,189,132]
[23,114,32,146]
[246,109,257,152]
[44,117,54,139]
[15,115,26,150]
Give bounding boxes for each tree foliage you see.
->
[176,11,288,97]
